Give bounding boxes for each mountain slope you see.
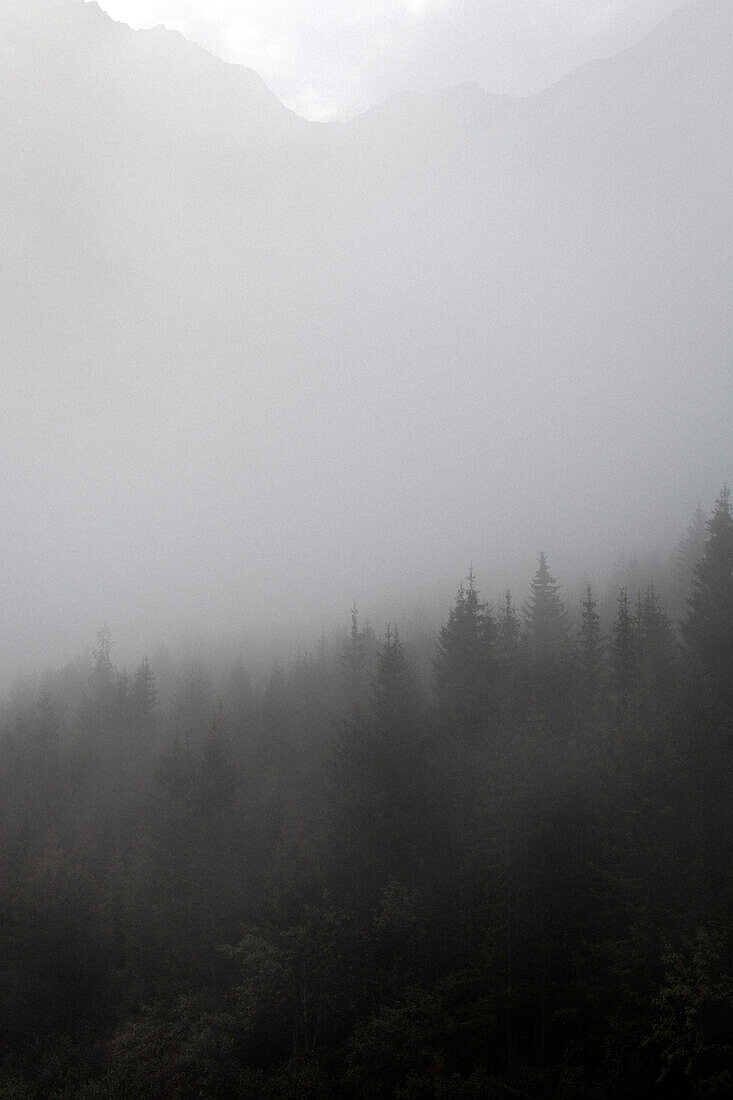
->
[0,0,730,680]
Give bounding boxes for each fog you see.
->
[91,0,692,120]
[1,0,731,685]
[2,6,733,1091]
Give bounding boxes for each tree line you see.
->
[0,488,731,1097]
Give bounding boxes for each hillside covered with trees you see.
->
[0,489,731,1097]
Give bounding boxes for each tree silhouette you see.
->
[682,484,733,707]
[433,569,497,737]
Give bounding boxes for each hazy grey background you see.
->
[92,0,692,120]
[0,0,730,684]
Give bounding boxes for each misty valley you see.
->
[1,489,732,1096]
[1,0,732,1095]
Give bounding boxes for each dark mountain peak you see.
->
[348,0,729,139]
[0,0,302,141]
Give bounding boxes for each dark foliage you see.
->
[0,492,732,1097]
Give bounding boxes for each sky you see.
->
[88,0,688,119]
[1,0,728,685]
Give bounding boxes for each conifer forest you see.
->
[1,489,731,1098]
[3,1,732,1095]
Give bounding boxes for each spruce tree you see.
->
[433,570,497,736]
[672,504,707,619]
[521,554,570,727]
[341,603,368,718]
[610,588,637,714]
[577,584,603,711]
[132,656,160,742]
[524,553,568,660]
[330,626,427,901]
[682,484,733,708]
[372,625,420,735]
[498,590,521,662]
[638,583,677,705]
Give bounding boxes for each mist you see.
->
[0,0,729,685]
[1,3,732,1093]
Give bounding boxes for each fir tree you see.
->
[521,554,571,727]
[672,503,707,619]
[330,626,427,901]
[577,583,603,710]
[638,583,677,704]
[341,603,368,718]
[371,625,420,735]
[682,484,733,708]
[524,553,568,660]
[432,569,497,736]
[610,588,637,713]
[132,656,160,742]
[498,590,521,662]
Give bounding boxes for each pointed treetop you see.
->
[342,602,369,716]
[524,552,568,655]
[433,571,498,732]
[579,584,600,644]
[681,483,733,699]
[498,590,521,657]
[371,624,419,730]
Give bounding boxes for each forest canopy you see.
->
[0,488,731,1097]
